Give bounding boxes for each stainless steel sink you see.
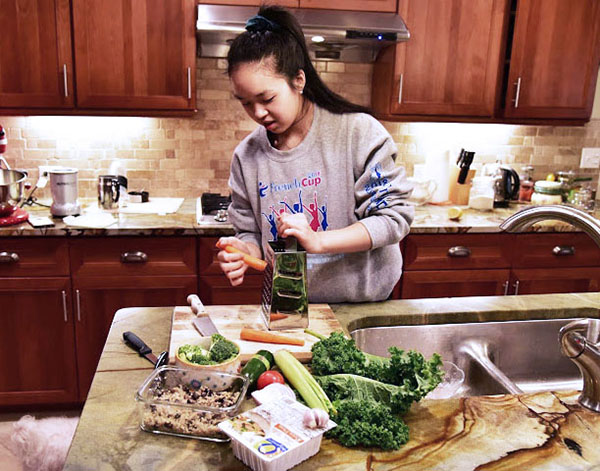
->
[351,318,583,397]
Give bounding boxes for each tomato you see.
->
[256,370,285,389]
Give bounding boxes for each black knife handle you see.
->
[123,331,152,356]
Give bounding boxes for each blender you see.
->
[49,168,81,217]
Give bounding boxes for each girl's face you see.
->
[230,60,305,135]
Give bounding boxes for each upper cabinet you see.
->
[299,0,397,12]
[372,0,508,118]
[0,0,196,114]
[0,0,74,109]
[503,0,600,120]
[373,0,600,123]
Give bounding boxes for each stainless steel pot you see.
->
[0,169,27,216]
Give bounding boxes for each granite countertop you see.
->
[0,198,592,236]
[64,294,600,471]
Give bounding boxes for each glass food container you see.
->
[531,180,563,205]
[135,365,249,442]
[468,176,495,210]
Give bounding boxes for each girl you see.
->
[217,5,413,303]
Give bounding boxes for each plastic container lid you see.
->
[534,180,563,195]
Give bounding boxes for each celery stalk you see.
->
[274,350,336,414]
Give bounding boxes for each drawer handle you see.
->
[448,246,471,258]
[121,251,148,263]
[552,245,575,256]
[0,251,19,263]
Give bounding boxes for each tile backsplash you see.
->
[2,57,599,200]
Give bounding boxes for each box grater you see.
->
[260,237,308,330]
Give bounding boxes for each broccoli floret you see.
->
[326,400,409,450]
[178,344,214,365]
[208,334,239,363]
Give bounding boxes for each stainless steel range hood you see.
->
[196,4,409,63]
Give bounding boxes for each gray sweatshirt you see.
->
[228,105,414,303]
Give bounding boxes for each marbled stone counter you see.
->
[0,199,593,236]
[64,294,600,471]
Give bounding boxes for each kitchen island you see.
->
[63,293,600,471]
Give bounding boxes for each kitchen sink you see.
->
[351,318,583,397]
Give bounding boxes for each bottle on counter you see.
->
[518,165,534,202]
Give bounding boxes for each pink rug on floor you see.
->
[10,415,79,471]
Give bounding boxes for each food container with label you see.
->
[218,398,336,471]
[531,180,563,205]
[135,365,248,442]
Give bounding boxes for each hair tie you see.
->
[245,15,280,33]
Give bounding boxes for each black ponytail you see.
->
[227,5,372,115]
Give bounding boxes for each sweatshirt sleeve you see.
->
[227,152,263,251]
[351,115,414,249]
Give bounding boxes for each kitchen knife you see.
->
[187,294,219,336]
[123,331,168,368]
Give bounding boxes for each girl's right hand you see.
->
[216,236,253,286]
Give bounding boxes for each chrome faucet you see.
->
[500,204,600,412]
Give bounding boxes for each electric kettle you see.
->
[493,166,520,207]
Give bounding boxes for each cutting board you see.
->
[168,304,343,364]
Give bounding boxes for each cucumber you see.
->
[241,350,275,389]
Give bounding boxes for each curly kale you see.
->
[209,334,239,363]
[310,332,443,400]
[326,400,409,450]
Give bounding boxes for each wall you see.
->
[1,58,599,201]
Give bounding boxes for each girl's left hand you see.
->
[277,212,323,253]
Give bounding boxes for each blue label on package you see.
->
[256,438,288,458]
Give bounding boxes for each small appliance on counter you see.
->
[484,162,520,207]
[49,167,81,217]
[201,192,231,214]
[0,129,29,226]
[98,175,125,210]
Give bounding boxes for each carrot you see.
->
[269,313,289,321]
[240,327,305,346]
[215,242,268,272]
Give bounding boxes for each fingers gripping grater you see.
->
[260,237,309,330]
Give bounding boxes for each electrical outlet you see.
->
[580,148,600,168]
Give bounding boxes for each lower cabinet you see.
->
[0,277,78,406]
[400,232,600,299]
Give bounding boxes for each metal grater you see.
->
[260,237,308,330]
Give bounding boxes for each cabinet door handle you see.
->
[552,245,575,256]
[513,280,520,295]
[187,67,192,100]
[398,73,403,104]
[63,64,69,98]
[0,251,19,263]
[76,289,81,322]
[513,76,521,108]
[121,251,148,263]
[62,290,68,322]
[503,280,509,295]
[448,246,471,257]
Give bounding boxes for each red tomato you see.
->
[257,370,285,389]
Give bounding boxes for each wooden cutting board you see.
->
[168,304,343,365]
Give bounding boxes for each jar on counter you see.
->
[518,165,534,202]
[468,176,495,210]
[531,180,563,205]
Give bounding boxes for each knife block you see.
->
[448,165,475,205]
[260,237,309,331]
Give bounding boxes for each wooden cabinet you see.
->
[400,232,600,299]
[373,0,600,123]
[373,0,508,118]
[503,0,600,120]
[299,0,397,12]
[0,0,74,109]
[1,0,196,114]
[400,233,512,299]
[72,0,196,111]
[198,237,264,305]
[198,0,298,6]
[70,237,197,400]
[0,238,78,406]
